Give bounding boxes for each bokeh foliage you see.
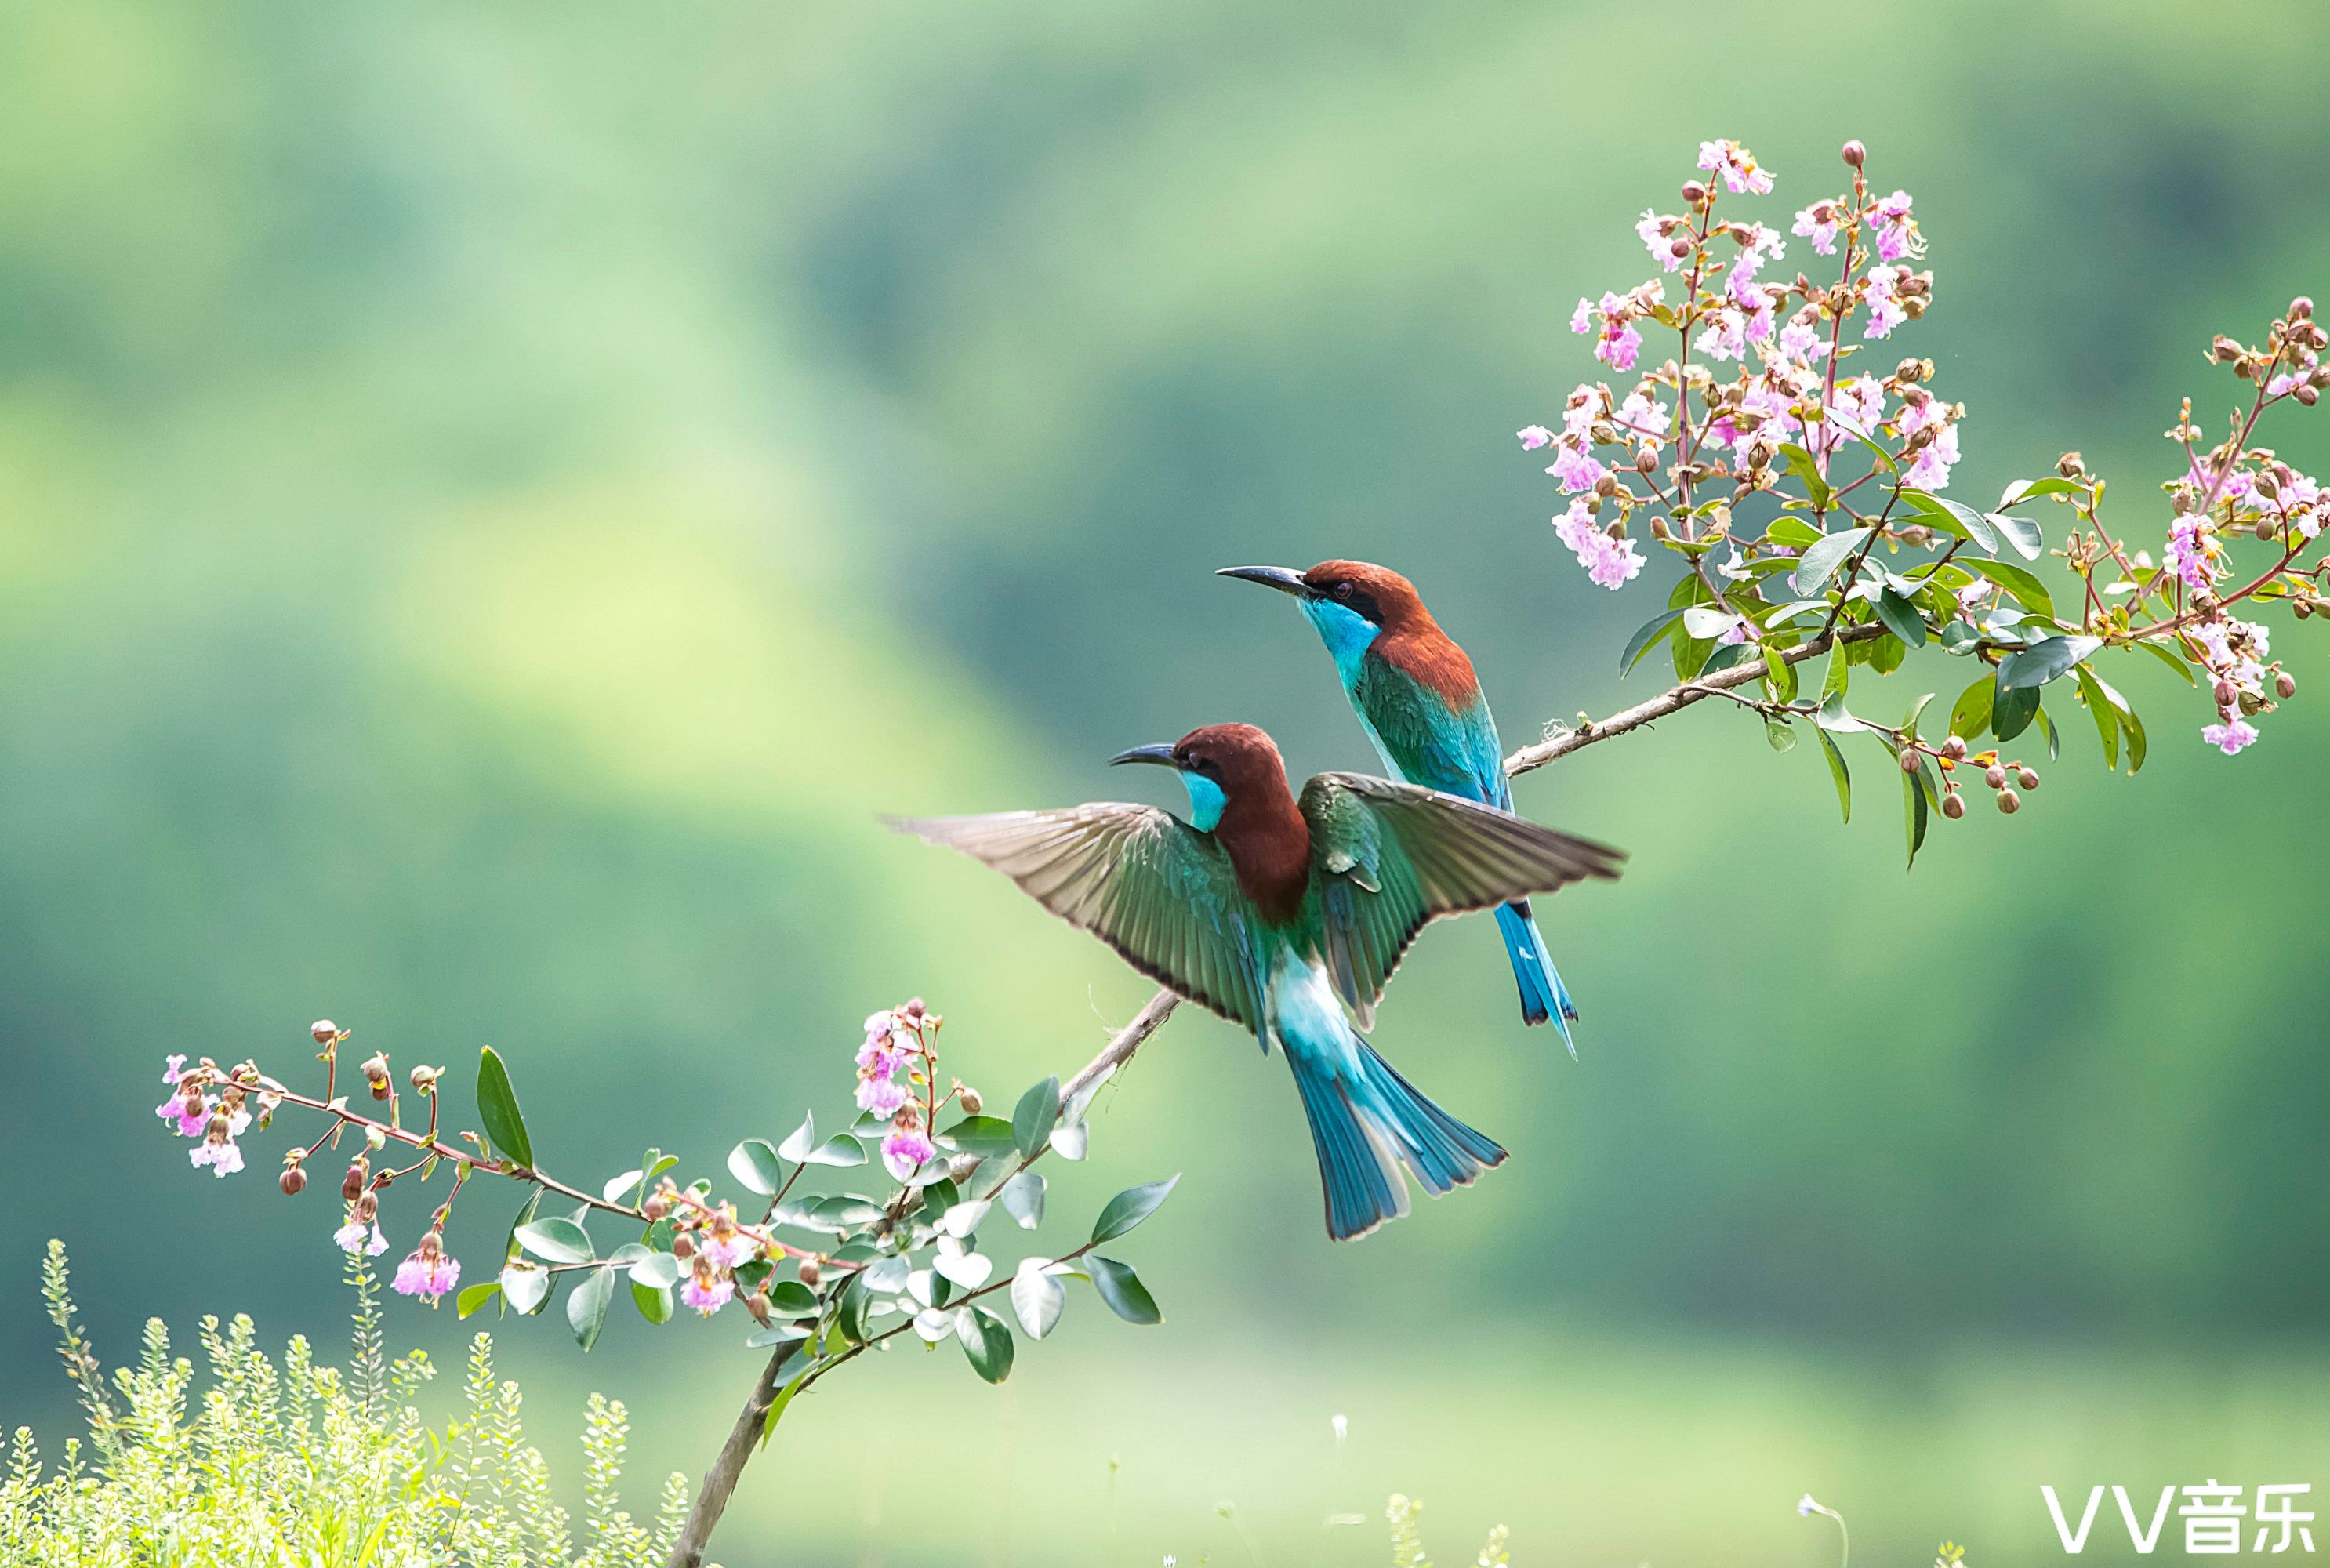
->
[5,0,2329,1563]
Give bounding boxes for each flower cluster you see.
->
[1530,138,1952,594]
[858,999,976,1181]
[155,1053,270,1177]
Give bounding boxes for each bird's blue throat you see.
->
[1178,771,1228,833]
[1298,599,1382,689]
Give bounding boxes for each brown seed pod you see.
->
[1997,789,2021,814]
[281,1166,307,1196]
[2016,768,2039,790]
[1984,764,2007,790]
[796,1257,823,1289]
[1941,792,1966,820]
[1841,140,1866,168]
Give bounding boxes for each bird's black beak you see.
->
[1108,742,1181,770]
[1215,564,1316,598]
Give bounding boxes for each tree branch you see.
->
[1504,622,1888,778]
[664,985,1181,1568]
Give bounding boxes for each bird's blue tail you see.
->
[1285,1036,1507,1242]
[1495,899,1578,1054]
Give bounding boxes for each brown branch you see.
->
[1504,622,1889,778]
[663,985,1181,1568]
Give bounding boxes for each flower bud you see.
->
[355,1189,379,1222]
[1842,140,1866,168]
[2016,767,2038,790]
[956,1086,983,1115]
[1899,750,1922,775]
[672,1232,696,1261]
[902,997,927,1019]
[1593,473,1618,498]
[2301,384,2321,407]
[360,1052,392,1101]
[311,1020,339,1044]
[1983,764,2006,789]
[2277,670,2298,698]
[2293,296,2315,321]
[343,1159,369,1203]
[281,1165,307,1196]
[2257,519,2281,541]
[746,1290,771,1326]
[1940,791,1965,820]
[408,1064,440,1095]
[796,1257,822,1289]
[1668,236,1691,260]
[2215,677,2239,709]
[1997,789,2021,814]
[1635,448,1657,474]
[1940,736,1967,761]
[1681,180,1708,208]
[643,1192,671,1221]
[1649,516,1671,541]
[2213,335,2245,363]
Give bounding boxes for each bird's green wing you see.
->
[887,805,1268,1043]
[1297,772,1626,1029]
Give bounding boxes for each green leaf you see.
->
[835,1272,871,1345]
[758,1359,816,1452]
[1998,635,2100,690]
[2133,637,2197,684]
[1012,1077,1062,1162]
[999,1170,1047,1230]
[1765,718,1797,753]
[1761,646,1798,704]
[627,1250,684,1290]
[1948,674,1994,741]
[567,1266,615,1352]
[1992,677,2039,742]
[503,1189,543,1264]
[806,1196,885,1229]
[1873,587,1928,648]
[958,1306,1015,1384]
[763,1280,820,1317]
[499,1261,551,1316]
[476,1047,534,1171]
[1090,1174,1179,1245]
[1963,559,2056,623]
[804,1135,866,1168]
[1618,608,1688,676]
[1867,631,1907,675]
[2072,664,2119,768]
[1907,492,1998,554]
[1765,515,1825,549]
[1987,513,2045,560]
[514,1218,593,1265]
[631,1279,674,1326]
[935,1116,1018,1159]
[1821,640,1850,704]
[1778,444,1832,511]
[777,1113,817,1163]
[1999,476,2084,507]
[1791,528,1874,598]
[1816,729,1851,824]
[455,1282,502,1320]
[2034,700,2060,760]
[1010,1258,1066,1340]
[1902,760,1929,870]
[1813,691,1868,734]
[728,1139,786,1197]
[1087,1256,1162,1326]
[744,1323,811,1350]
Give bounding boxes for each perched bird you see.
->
[891,724,1623,1240]
[1218,561,1582,1048]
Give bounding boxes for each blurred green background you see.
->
[5,0,2328,1563]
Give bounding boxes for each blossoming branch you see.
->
[1515,136,2325,862]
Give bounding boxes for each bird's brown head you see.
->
[1214,559,1436,634]
[1109,722,1308,914]
[1167,722,1293,803]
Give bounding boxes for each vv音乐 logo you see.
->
[2044,1485,2316,1555]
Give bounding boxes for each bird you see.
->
[1217,561,1583,1050]
[890,723,1624,1240]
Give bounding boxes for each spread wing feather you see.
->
[1297,773,1625,1027]
[887,806,1268,1043]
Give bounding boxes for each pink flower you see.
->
[1777,317,1823,365]
[1638,209,1683,272]
[2167,517,2219,591]
[882,1121,938,1181]
[1584,532,1646,590]
[336,1216,390,1255]
[1516,425,1554,450]
[1570,297,1593,335]
[2201,719,2259,755]
[391,1234,461,1301]
[157,1091,206,1138]
[190,1138,244,1178]
[682,1265,735,1316]
[1716,617,1757,646]
[1697,139,1774,195]
[856,1073,909,1117]
[1862,268,1907,339]
[162,1054,187,1084]
[1867,191,1921,262]
[2268,352,2318,397]
[1792,205,1839,256]
[1552,498,1598,554]
[1546,442,1607,495]
[1701,310,1748,363]
[1595,320,1643,373]
[699,1205,761,1270]
[1615,391,1669,439]
[1834,376,1887,430]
